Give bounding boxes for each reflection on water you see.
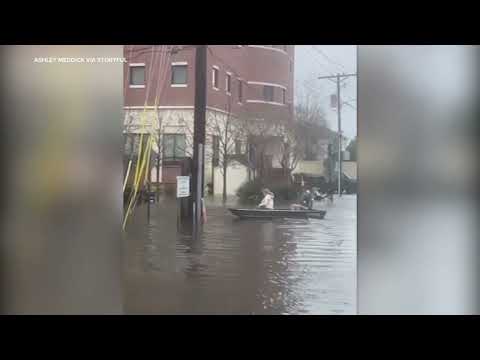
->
[124,195,356,314]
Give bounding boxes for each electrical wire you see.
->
[310,46,347,73]
[207,47,246,80]
[303,46,337,76]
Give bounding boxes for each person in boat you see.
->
[290,189,314,210]
[313,187,328,202]
[257,188,274,209]
[327,183,335,203]
[302,189,314,209]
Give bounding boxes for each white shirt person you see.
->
[258,188,274,209]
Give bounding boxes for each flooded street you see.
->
[124,195,356,314]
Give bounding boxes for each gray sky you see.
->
[294,45,357,141]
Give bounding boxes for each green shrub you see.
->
[236,179,264,203]
[271,183,299,201]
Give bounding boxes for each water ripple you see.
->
[124,195,356,314]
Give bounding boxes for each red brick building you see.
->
[123,45,295,194]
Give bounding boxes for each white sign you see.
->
[176,176,190,198]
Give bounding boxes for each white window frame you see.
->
[247,81,287,90]
[225,72,232,95]
[170,62,188,87]
[129,63,146,88]
[212,65,220,91]
[246,100,287,107]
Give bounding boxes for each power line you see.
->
[342,96,357,103]
[207,48,264,109]
[343,102,356,110]
[304,46,337,77]
[125,45,197,61]
[207,47,246,80]
[126,45,196,53]
[311,46,347,73]
[298,82,332,103]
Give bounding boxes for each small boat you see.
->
[228,208,326,220]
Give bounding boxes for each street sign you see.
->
[176,176,190,198]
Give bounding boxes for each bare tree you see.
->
[234,82,329,186]
[274,121,305,181]
[160,111,214,165]
[207,99,243,202]
[295,80,327,124]
[123,110,163,185]
[123,112,151,195]
[236,106,291,181]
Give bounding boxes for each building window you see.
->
[263,85,274,102]
[125,133,149,157]
[163,134,186,160]
[130,64,145,87]
[212,135,220,166]
[282,88,286,104]
[171,64,188,86]
[235,140,242,155]
[238,80,243,102]
[212,67,219,89]
[226,73,231,94]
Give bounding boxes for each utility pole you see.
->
[336,74,342,197]
[318,72,356,197]
[192,45,207,230]
[156,126,161,202]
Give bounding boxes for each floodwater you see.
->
[123,195,356,314]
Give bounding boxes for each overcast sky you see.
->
[294,45,357,140]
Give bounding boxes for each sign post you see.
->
[196,144,203,227]
[176,175,190,232]
[176,176,190,198]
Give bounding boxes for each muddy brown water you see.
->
[123,195,356,314]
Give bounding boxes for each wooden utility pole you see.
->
[318,72,356,197]
[192,45,207,229]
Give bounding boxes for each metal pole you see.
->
[336,74,342,197]
[192,45,207,228]
[156,127,161,202]
[197,143,204,223]
[147,180,151,221]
